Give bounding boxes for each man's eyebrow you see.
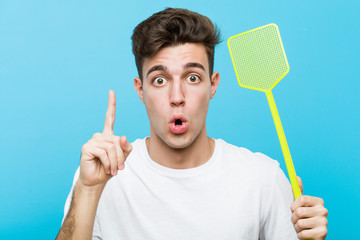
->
[146,65,168,77]
[184,62,205,71]
[146,62,205,78]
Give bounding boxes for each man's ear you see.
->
[134,77,144,103]
[210,71,220,99]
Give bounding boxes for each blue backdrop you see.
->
[1,0,359,239]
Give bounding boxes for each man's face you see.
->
[134,43,220,149]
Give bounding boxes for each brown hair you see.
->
[131,8,221,79]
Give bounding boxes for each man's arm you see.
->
[56,183,104,239]
[56,90,133,240]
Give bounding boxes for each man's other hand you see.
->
[291,176,328,240]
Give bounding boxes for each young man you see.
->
[57,8,328,240]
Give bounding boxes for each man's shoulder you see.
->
[215,138,280,170]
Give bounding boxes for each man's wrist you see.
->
[75,180,106,199]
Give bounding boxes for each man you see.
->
[57,8,328,240]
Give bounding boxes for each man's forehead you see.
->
[142,43,210,76]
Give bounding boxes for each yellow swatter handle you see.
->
[265,91,302,199]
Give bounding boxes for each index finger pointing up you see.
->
[103,90,116,134]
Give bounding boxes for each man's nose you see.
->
[169,80,185,107]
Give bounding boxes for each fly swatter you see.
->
[228,23,301,199]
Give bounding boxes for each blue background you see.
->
[1,0,359,239]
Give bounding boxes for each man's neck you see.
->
[146,130,215,169]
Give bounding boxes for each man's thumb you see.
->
[120,136,133,158]
[297,176,303,195]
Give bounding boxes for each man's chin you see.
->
[165,136,193,150]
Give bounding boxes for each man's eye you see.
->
[153,77,167,86]
[187,75,200,83]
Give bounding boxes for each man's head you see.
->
[132,8,221,151]
[132,8,220,80]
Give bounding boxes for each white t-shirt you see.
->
[63,138,298,239]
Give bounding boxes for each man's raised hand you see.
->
[78,90,133,188]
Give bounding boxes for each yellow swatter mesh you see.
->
[228,24,289,92]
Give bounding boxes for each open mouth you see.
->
[170,116,188,134]
[175,119,183,126]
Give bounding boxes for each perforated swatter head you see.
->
[228,24,289,92]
